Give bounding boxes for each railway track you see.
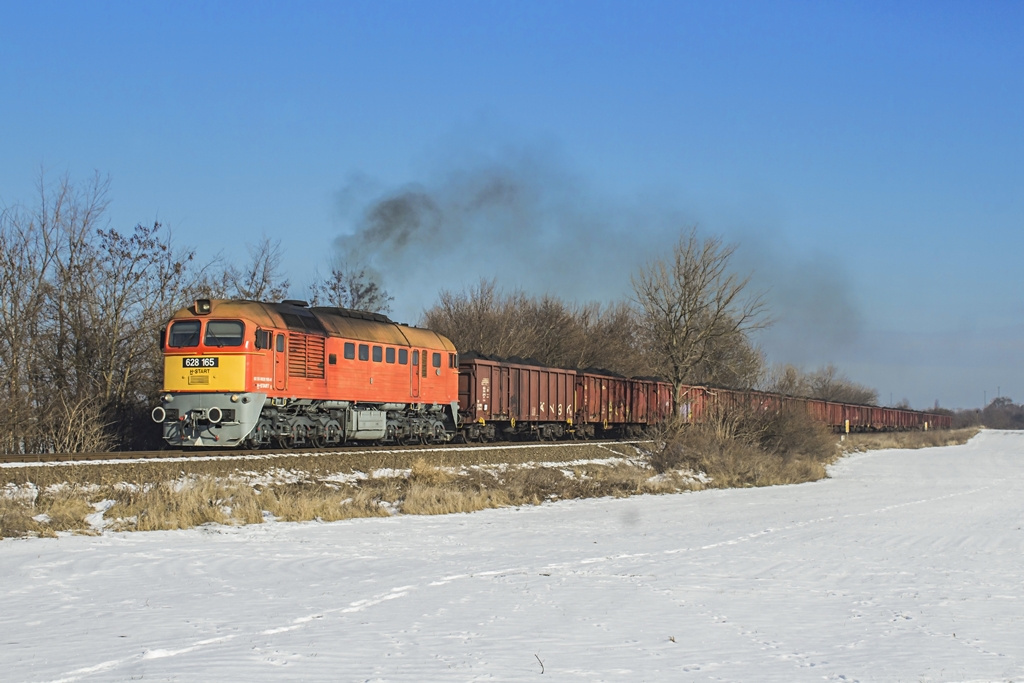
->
[0,439,629,467]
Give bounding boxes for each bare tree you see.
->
[631,228,768,413]
[765,363,878,405]
[308,258,393,313]
[0,171,210,453]
[804,364,878,405]
[423,279,648,376]
[227,236,290,301]
[0,190,56,453]
[764,364,809,396]
[422,279,534,358]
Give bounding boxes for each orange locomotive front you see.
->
[152,299,460,448]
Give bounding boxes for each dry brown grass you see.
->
[401,483,510,515]
[0,485,98,538]
[260,483,391,523]
[647,406,838,488]
[840,427,979,453]
[0,496,45,539]
[108,479,232,531]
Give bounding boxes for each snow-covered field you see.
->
[2,431,1022,682]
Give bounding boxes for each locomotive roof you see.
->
[170,299,455,351]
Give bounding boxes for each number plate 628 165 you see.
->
[182,357,219,368]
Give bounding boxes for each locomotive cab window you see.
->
[168,320,201,348]
[372,346,382,362]
[359,344,369,361]
[432,352,441,368]
[386,348,395,364]
[276,334,285,352]
[205,320,244,347]
[344,342,355,360]
[412,350,419,365]
[399,349,408,364]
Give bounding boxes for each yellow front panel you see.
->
[163,355,248,392]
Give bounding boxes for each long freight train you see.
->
[151,299,951,448]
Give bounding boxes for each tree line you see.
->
[0,173,388,454]
[424,232,878,407]
[1,172,882,453]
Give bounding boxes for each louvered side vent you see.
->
[288,334,307,378]
[306,336,325,379]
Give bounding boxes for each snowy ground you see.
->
[2,431,1022,682]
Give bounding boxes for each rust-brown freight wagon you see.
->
[574,373,674,437]
[676,385,708,423]
[458,356,576,440]
[576,372,629,434]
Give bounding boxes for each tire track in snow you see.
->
[45,636,237,683]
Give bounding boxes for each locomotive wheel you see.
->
[431,424,445,444]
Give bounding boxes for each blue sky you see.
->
[3,1,1022,409]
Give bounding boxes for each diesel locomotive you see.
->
[151,299,460,448]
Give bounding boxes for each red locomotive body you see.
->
[153,299,459,448]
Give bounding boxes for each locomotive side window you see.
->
[168,320,201,348]
[344,342,355,360]
[386,348,395,364]
[328,354,337,365]
[399,349,408,364]
[412,350,419,366]
[432,352,441,368]
[205,320,244,347]
[255,329,271,349]
[359,344,369,361]
[372,346,382,362]
[276,334,285,352]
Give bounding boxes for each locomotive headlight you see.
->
[230,394,240,403]
[163,393,174,402]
